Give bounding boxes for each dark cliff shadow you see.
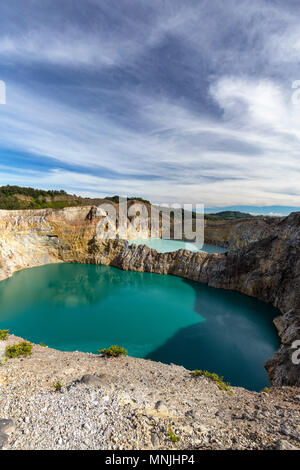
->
[146,279,281,391]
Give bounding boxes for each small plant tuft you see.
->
[5,341,32,358]
[168,424,180,444]
[98,345,128,357]
[39,342,47,347]
[54,381,62,392]
[261,387,271,393]
[190,369,233,394]
[0,329,9,341]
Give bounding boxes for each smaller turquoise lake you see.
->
[0,264,280,391]
[128,238,227,254]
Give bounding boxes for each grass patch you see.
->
[168,424,180,444]
[191,369,233,394]
[98,345,128,357]
[0,329,9,341]
[5,341,32,358]
[261,387,271,393]
[54,381,62,392]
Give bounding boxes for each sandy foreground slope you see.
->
[0,335,299,450]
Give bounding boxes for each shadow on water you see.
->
[146,279,281,391]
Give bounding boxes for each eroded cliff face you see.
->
[0,206,147,280]
[0,206,299,386]
[204,217,280,249]
[0,207,100,280]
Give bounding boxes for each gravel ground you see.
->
[0,335,299,450]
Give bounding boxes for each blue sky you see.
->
[0,0,300,214]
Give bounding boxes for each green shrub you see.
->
[261,387,271,393]
[39,342,47,347]
[5,341,32,358]
[191,369,233,394]
[98,345,128,357]
[0,329,9,341]
[168,424,180,444]
[54,381,62,392]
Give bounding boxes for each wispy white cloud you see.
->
[0,0,300,206]
[0,2,195,69]
[0,0,295,75]
[0,73,300,206]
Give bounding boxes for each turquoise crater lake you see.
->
[0,264,280,391]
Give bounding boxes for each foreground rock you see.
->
[0,336,299,450]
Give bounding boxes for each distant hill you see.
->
[204,210,257,221]
[0,187,270,222]
[0,186,151,210]
[105,195,151,205]
[0,185,83,210]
